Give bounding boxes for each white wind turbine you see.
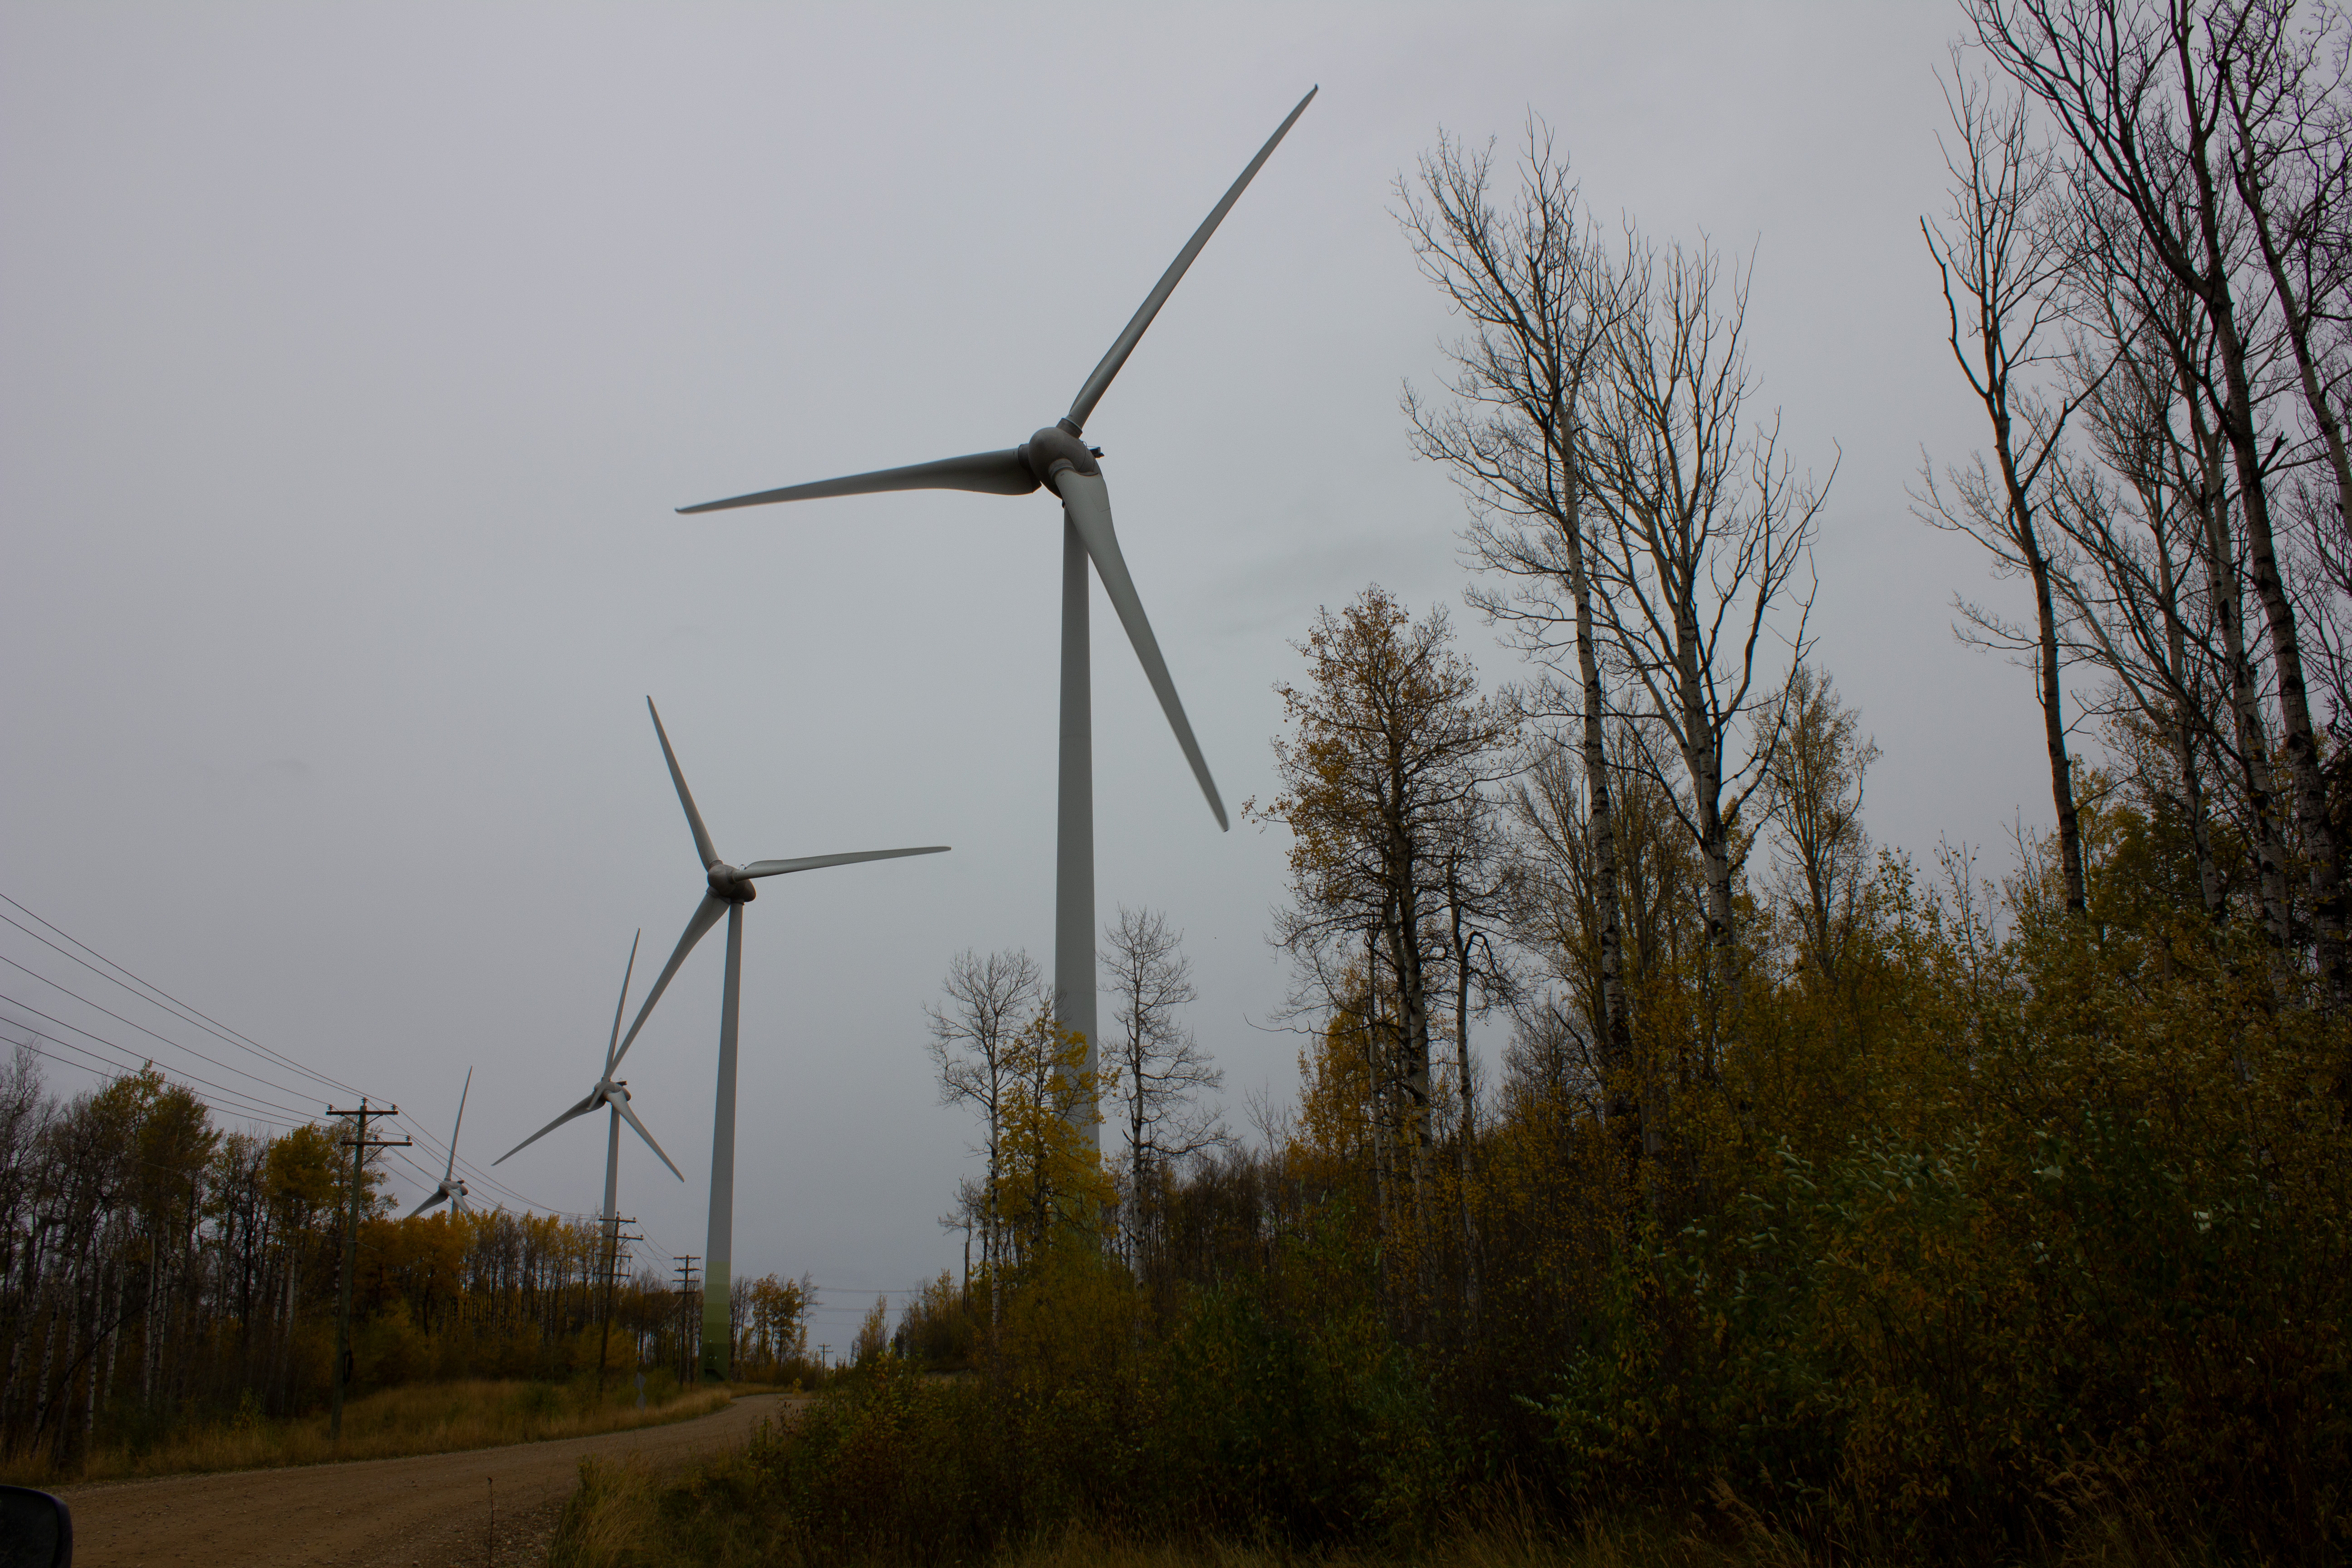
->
[495,931,686,1228]
[676,89,1316,1140]
[406,1068,475,1219]
[609,697,950,1381]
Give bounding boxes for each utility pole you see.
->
[672,1256,699,1385]
[595,1216,640,1398]
[326,1099,409,1440]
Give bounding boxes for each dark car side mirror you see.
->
[0,1486,70,1568]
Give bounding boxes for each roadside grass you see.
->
[14,1375,735,1488]
[548,1453,1829,1568]
[548,1447,2218,1568]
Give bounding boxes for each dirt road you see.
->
[59,1392,799,1568]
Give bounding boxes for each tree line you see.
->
[0,1055,812,1471]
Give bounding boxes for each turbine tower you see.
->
[405,1068,475,1219]
[612,697,950,1381]
[494,931,687,1230]
[676,89,1316,1142]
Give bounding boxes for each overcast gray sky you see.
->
[2,3,2030,1343]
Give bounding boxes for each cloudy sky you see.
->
[2,2,2027,1344]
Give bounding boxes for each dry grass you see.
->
[987,1519,1820,1568]
[9,1377,735,1488]
[548,1467,1826,1568]
[548,1469,2230,1568]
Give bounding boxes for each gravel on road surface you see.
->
[58,1390,800,1568]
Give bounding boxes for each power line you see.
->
[11,1021,718,1284]
[0,991,318,1121]
[0,892,373,1100]
[0,893,700,1262]
[389,1111,585,1218]
[0,1004,315,1127]
[0,953,332,1113]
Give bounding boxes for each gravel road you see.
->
[57,1391,799,1568]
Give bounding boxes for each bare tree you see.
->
[1099,907,1225,1264]
[2043,315,2238,924]
[1919,60,2105,914]
[924,949,1044,1296]
[1970,0,2348,991]
[2069,190,2295,945]
[2218,2,2352,604]
[1398,124,1638,1127]
[1580,234,1827,1033]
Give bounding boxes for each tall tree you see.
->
[1919,60,2103,914]
[1099,907,1225,1265]
[925,950,1044,1302]
[1399,124,1638,1127]
[1970,0,2349,991]
[1580,236,1827,1035]
[1260,588,1518,1239]
[2068,193,2292,945]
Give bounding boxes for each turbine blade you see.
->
[1065,86,1318,431]
[604,930,642,1077]
[1058,471,1228,830]
[445,1067,472,1182]
[406,1190,450,1221]
[740,846,951,878]
[678,449,1039,514]
[615,1098,686,1182]
[493,1090,601,1166]
[647,698,721,869]
[610,894,729,1073]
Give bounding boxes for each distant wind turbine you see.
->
[676,89,1316,1140]
[612,697,949,1381]
[495,931,686,1230]
[405,1068,475,1220]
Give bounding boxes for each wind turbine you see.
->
[676,88,1316,1141]
[405,1068,475,1220]
[495,931,686,1231]
[611,697,950,1381]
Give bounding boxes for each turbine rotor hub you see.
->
[707,864,757,902]
[1019,424,1102,494]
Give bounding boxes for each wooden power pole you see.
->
[672,1255,699,1384]
[595,1215,640,1397]
[326,1099,409,1440]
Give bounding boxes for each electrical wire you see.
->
[0,1003,315,1128]
[0,892,373,1099]
[0,953,333,1114]
[392,1112,584,1218]
[3,897,733,1279]
[0,992,318,1123]
[0,898,581,1217]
